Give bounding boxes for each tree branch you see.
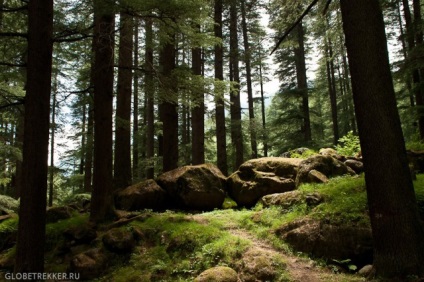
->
[270,0,319,55]
[1,5,28,12]
[0,61,25,68]
[0,32,27,38]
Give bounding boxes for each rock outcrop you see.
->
[102,228,136,253]
[156,163,226,210]
[115,179,167,211]
[276,218,373,268]
[227,158,302,207]
[295,155,356,187]
[69,248,110,280]
[46,206,74,223]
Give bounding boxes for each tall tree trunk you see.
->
[258,55,268,157]
[214,0,228,175]
[114,11,133,190]
[229,0,244,170]
[160,26,178,172]
[84,99,93,192]
[49,78,58,207]
[241,0,257,158]
[403,0,424,139]
[14,0,53,273]
[325,33,339,144]
[340,0,424,277]
[145,18,155,179]
[191,34,205,165]
[294,22,312,143]
[90,0,115,223]
[396,0,415,107]
[133,19,139,181]
[14,109,24,198]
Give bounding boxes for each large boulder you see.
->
[276,218,373,268]
[295,155,356,187]
[194,266,238,282]
[69,248,110,280]
[260,191,303,209]
[115,179,167,211]
[156,163,226,210]
[102,228,135,253]
[46,206,74,223]
[227,158,302,207]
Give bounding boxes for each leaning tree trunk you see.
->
[14,0,53,273]
[340,0,424,277]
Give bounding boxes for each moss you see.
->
[45,213,89,250]
[0,217,18,234]
[299,175,369,226]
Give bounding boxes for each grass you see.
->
[101,211,252,281]
[1,173,423,281]
[299,175,369,226]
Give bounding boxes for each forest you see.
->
[0,0,424,281]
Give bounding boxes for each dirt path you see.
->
[229,228,327,282]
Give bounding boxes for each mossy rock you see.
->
[102,228,135,253]
[194,266,238,282]
[46,206,74,223]
[156,163,226,210]
[238,247,284,282]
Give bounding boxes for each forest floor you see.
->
[1,174,424,281]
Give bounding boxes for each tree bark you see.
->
[241,0,257,158]
[48,78,57,207]
[132,19,139,181]
[160,27,178,172]
[145,18,155,179]
[293,22,312,143]
[325,32,339,144]
[191,32,205,165]
[402,0,424,139]
[114,11,133,190]
[340,0,424,277]
[84,98,93,192]
[90,0,115,223]
[229,0,244,170]
[214,0,228,175]
[14,0,53,273]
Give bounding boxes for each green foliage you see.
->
[290,149,317,158]
[335,131,361,157]
[413,174,424,217]
[0,195,19,213]
[406,140,424,151]
[60,193,91,205]
[0,217,18,234]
